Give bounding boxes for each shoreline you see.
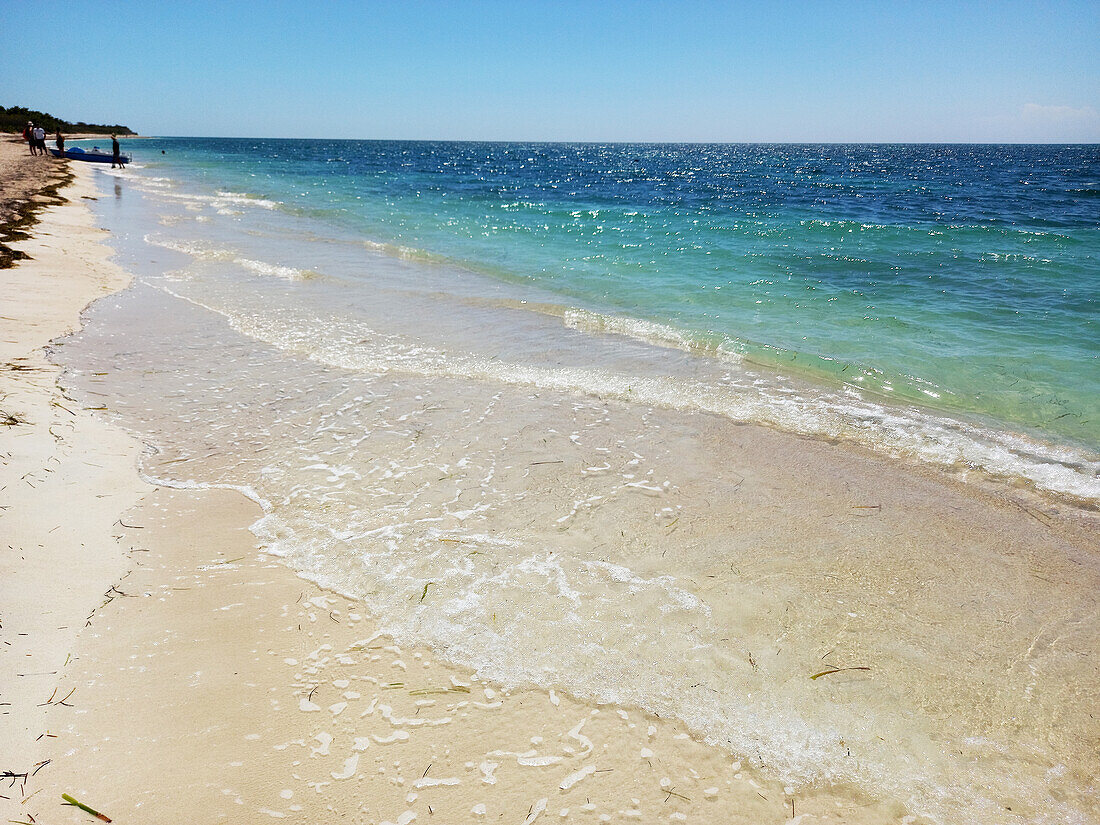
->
[0,144,899,825]
[2,142,1098,823]
[109,138,1099,502]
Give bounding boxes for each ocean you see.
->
[57,139,1099,823]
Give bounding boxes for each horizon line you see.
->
[114,135,1100,146]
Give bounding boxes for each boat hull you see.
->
[50,148,131,164]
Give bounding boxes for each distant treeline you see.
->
[0,105,135,135]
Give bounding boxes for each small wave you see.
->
[170,295,1100,504]
[361,238,452,266]
[562,308,743,364]
[92,166,143,181]
[143,235,319,280]
[214,190,282,210]
[142,188,283,213]
[138,176,174,189]
[143,234,234,260]
[234,257,320,281]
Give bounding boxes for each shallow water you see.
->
[55,149,1100,823]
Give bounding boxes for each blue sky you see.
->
[2,0,1097,141]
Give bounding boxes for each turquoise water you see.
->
[119,139,1099,449]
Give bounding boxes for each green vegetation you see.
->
[0,105,135,135]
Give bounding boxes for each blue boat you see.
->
[50,146,131,164]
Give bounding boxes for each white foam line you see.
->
[146,278,1097,503]
[139,469,273,512]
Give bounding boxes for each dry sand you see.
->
[0,149,145,814]
[0,143,900,824]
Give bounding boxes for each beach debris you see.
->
[408,684,469,696]
[37,687,76,707]
[850,504,882,517]
[61,793,111,822]
[419,582,432,602]
[21,787,43,805]
[0,410,26,426]
[2,769,29,788]
[1,360,48,372]
[810,666,871,680]
[1013,501,1054,529]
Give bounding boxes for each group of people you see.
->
[21,121,126,168]
[21,121,60,157]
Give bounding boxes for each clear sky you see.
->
[2,0,1097,141]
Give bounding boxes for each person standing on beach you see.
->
[25,122,39,156]
[111,134,122,168]
[32,125,46,157]
[54,130,65,157]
